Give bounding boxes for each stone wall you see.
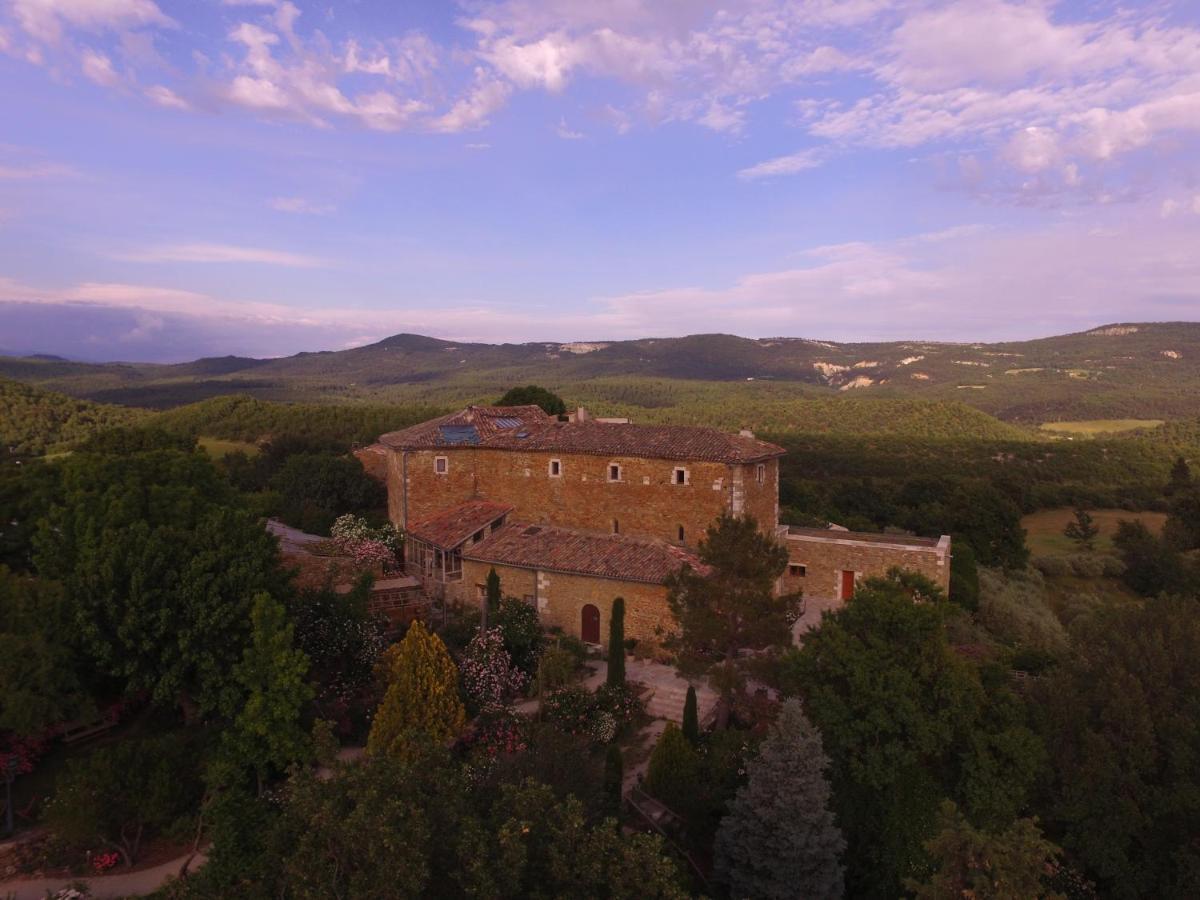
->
[461,558,673,647]
[394,445,762,547]
[781,532,951,602]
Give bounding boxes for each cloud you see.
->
[269,196,334,215]
[555,117,582,139]
[113,242,327,267]
[12,0,173,43]
[737,149,823,180]
[429,72,511,132]
[80,48,118,85]
[144,84,187,109]
[0,160,76,179]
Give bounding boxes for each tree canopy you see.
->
[496,385,567,416]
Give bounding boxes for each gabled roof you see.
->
[462,522,706,584]
[380,405,785,464]
[407,499,514,550]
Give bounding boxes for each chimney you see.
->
[575,406,589,422]
[738,428,755,438]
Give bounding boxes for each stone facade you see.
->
[461,557,671,647]
[390,445,779,548]
[781,528,951,602]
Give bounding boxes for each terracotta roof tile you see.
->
[380,405,784,464]
[407,499,514,550]
[462,522,706,584]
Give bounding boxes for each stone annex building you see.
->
[378,404,950,647]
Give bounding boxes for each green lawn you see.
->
[1022,507,1168,556]
[197,436,260,458]
[1038,419,1164,436]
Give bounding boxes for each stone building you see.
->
[377,404,950,646]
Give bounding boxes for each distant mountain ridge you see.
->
[3,322,1199,424]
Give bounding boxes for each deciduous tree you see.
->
[496,385,567,416]
[34,449,287,718]
[225,592,314,793]
[714,700,845,900]
[907,801,1063,900]
[781,570,1043,897]
[1062,508,1099,551]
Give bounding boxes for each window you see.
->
[673,467,689,485]
[472,529,485,544]
[677,525,685,542]
[475,584,487,601]
[789,563,806,577]
[756,463,766,485]
[434,455,448,475]
[612,519,620,534]
[549,458,562,477]
[608,463,622,482]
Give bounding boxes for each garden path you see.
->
[0,849,207,900]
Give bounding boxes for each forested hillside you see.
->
[4,322,1199,424]
[0,378,149,456]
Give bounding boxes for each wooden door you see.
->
[581,604,601,643]
[839,570,856,601]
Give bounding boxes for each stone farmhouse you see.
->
[377,404,950,647]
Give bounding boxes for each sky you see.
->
[1,0,1199,362]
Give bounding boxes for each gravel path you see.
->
[0,850,207,900]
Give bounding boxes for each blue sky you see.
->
[1,0,1199,361]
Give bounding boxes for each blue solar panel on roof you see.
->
[439,424,479,444]
[493,416,523,429]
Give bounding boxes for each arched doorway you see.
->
[581,604,601,644]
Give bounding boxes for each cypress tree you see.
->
[714,699,845,900]
[606,597,626,688]
[604,744,624,818]
[483,566,501,630]
[681,685,699,745]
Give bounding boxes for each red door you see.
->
[581,604,601,643]
[839,570,856,601]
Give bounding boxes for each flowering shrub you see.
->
[542,685,596,734]
[468,709,529,758]
[460,628,527,712]
[91,851,120,873]
[0,732,49,777]
[330,514,403,571]
[587,710,618,745]
[595,682,644,728]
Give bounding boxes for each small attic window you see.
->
[434,455,448,475]
[673,467,689,485]
[522,526,542,536]
[608,463,622,482]
[549,459,562,477]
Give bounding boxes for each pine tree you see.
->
[681,685,699,745]
[604,744,624,818]
[607,597,626,688]
[226,592,313,794]
[367,620,465,758]
[1062,508,1100,550]
[714,699,845,900]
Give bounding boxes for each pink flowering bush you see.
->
[460,629,527,713]
[92,851,120,873]
[330,515,403,571]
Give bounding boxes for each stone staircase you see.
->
[643,679,717,724]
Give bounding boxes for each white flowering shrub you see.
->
[460,628,528,712]
[330,514,403,570]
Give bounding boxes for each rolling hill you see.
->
[2,322,1199,425]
